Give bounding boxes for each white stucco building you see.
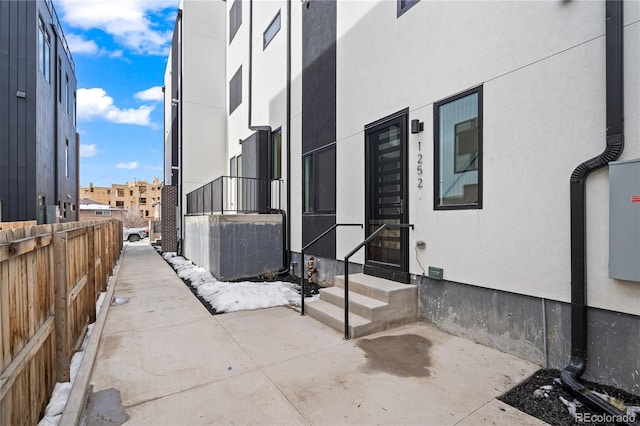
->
[164,0,640,397]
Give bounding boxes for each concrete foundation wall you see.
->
[185,214,283,281]
[417,276,640,396]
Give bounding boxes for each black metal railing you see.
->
[186,176,282,215]
[342,223,414,340]
[299,223,363,316]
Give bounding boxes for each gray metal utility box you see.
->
[609,158,640,282]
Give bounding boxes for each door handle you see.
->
[393,199,404,213]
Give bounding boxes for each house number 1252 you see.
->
[417,141,423,189]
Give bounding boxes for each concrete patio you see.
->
[67,244,546,425]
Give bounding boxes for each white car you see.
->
[123,227,147,242]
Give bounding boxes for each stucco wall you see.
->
[334,0,640,316]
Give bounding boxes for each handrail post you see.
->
[300,247,306,314]
[299,223,363,316]
[342,223,414,340]
[344,259,349,339]
[221,177,225,215]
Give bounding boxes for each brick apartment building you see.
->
[80,177,162,220]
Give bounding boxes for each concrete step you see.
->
[319,286,387,321]
[304,300,385,339]
[334,273,418,304]
[306,273,419,339]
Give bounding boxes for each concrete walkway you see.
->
[81,244,545,425]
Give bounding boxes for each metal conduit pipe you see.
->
[561,2,637,424]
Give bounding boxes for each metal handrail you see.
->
[186,176,282,215]
[343,223,414,340]
[299,223,362,315]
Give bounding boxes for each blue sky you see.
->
[56,0,180,188]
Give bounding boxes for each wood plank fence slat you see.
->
[0,219,123,423]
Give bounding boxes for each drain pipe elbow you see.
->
[561,356,638,426]
[570,134,624,182]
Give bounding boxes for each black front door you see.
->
[364,110,409,283]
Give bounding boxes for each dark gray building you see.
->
[0,0,78,223]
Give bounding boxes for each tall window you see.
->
[65,139,69,179]
[434,86,483,209]
[303,145,336,214]
[263,10,281,49]
[229,0,242,43]
[65,74,70,114]
[58,58,62,101]
[270,129,282,179]
[229,66,242,114]
[38,17,50,82]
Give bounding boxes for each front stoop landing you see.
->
[305,273,418,338]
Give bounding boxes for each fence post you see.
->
[87,226,96,323]
[53,229,70,382]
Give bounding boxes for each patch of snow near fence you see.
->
[162,252,316,313]
[37,290,108,426]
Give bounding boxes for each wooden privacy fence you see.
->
[0,219,122,425]
[0,221,37,231]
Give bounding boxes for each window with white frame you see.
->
[229,0,242,43]
[263,10,281,49]
[397,0,419,17]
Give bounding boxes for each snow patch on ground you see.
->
[162,252,317,313]
[37,286,110,426]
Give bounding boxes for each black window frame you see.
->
[229,0,242,44]
[65,139,69,179]
[263,10,281,50]
[433,85,483,210]
[270,128,282,179]
[302,144,336,215]
[397,0,419,17]
[38,16,50,82]
[229,65,242,115]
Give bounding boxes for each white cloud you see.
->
[80,144,98,158]
[77,88,155,126]
[58,0,177,55]
[65,33,124,58]
[65,34,99,55]
[135,86,163,102]
[117,162,138,170]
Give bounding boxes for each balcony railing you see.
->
[186,176,282,215]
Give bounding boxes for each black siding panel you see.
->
[302,0,337,258]
[0,0,77,222]
[302,214,336,259]
[302,0,336,153]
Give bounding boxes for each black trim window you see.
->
[65,139,69,179]
[65,74,70,114]
[263,10,281,49]
[229,65,242,115]
[303,145,336,214]
[38,17,50,82]
[229,0,242,43]
[270,129,282,179]
[397,0,419,17]
[434,86,483,209]
[58,58,62,101]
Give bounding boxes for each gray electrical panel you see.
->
[609,158,640,282]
